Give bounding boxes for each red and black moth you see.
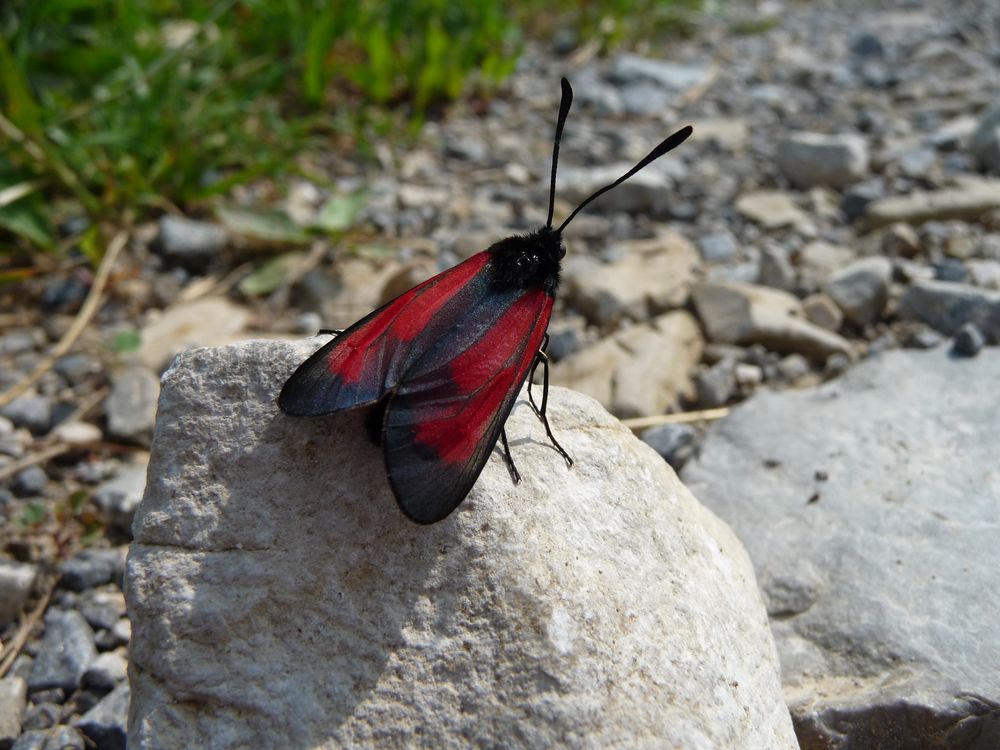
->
[279,78,692,524]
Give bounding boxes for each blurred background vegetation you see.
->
[0,0,701,263]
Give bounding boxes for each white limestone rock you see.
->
[125,339,796,750]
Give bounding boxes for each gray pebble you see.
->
[695,358,737,408]
[105,367,160,445]
[78,590,127,632]
[19,703,60,732]
[0,676,26,746]
[0,561,37,625]
[697,232,739,263]
[27,610,96,693]
[93,462,147,535]
[75,683,129,750]
[82,651,128,690]
[933,259,967,283]
[41,726,87,750]
[12,466,47,497]
[824,353,851,378]
[758,246,796,290]
[641,423,698,470]
[11,730,47,750]
[903,327,944,349]
[777,354,811,382]
[0,396,52,436]
[153,215,228,270]
[53,354,103,383]
[0,330,39,356]
[25,688,63,706]
[58,549,124,592]
[841,180,884,222]
[952,323,986,357]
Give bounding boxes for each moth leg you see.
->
[317,328,344,336]
[500,428,521,484]
[528,333,550,418]
[533,345,574,468]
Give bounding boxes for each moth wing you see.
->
[381,288,553,524]
[278,252,491,416]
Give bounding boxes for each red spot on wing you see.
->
[411,290,552,465]
[325,251,490,384]
[391,252,489,342]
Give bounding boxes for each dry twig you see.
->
[621,407,730,431]
[0,231,127,409]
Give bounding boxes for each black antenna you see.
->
[557,125,694,233]
[546,78,574,229]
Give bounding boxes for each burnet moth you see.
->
[279,77,692,524]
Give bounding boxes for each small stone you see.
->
[897,281,1000,341]
[105,367,160,445]
[26,689,63,706]
[952,323,986,357]
[902,327,944,349]
[58,549,125,592]
[109,619,131,646]
[933,259,967,283]
[153,215,229,270]
[825,257,892,327]
[79,589,127,631]
[896,147,936,178]
[27,610,97,693]
[0,396,52,436]
[544,316,586,362]
[802,293,844,331]
[0,330,39,356]
[40,726,86,750]
[697,231,739,263]
[75,683,128,750]
[735,363,764,388]
[610,54,714,95]
[797,241,856,291]
[824,352,851,377]
[841,180,885,222]
[0,561,36,625]
[641,423,698,470]
[758,245,796,290]
[53,354,103,383]
[294,312,323,336]
[776,132,869,188]
[736,191,812,231]
[970,101,1000,173]
[968,260,1000,290]
[82,650,128,690]
[0,676,26,745]
[20,703,60,732]
[11,730,47,750]
[850,31,885,58]
[691,281,852,359]
[777,354,811,381]
[695,358,736,408]
[881,222,921,257]
[12,466,47,497]
[51,421,103,445]
[93,459,148,534]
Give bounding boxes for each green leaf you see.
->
[216,207,311,244]
[313,191,366,233]
[238,252,303,296]
[111,330,142,352]
[69,489,89,513]
[0,197,56,250]
[17,502,47,528]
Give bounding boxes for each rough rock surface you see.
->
[125,338,796,750]
[683,347,1000,748]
